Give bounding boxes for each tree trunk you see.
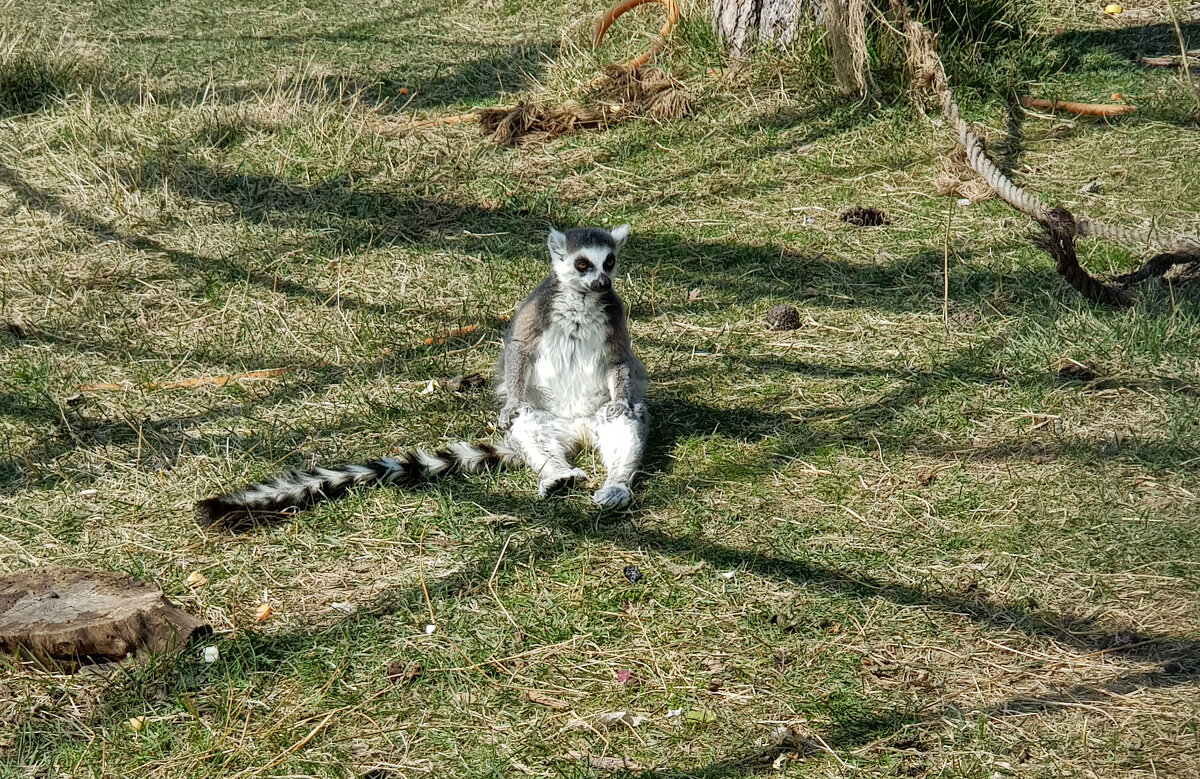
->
[713,0,824,55]
[711,0,872,97]
[0,567,208,667]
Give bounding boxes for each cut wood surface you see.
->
[0,567,208,665]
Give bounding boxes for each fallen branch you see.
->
[1018,96,1137,117]
[1138,53,1200,68]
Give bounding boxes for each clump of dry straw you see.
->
[477,64,689,145]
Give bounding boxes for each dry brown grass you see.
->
[477,65,690,145]
[1,0,1199,777]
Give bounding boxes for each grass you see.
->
[1,0,1199,776]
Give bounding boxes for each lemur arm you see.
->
[500,343,531,421]
[607,360,636,405]
[603,293,639,413]
[497,296,543,428]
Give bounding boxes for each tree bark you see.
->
[711,0,871,97]
[712,0,824,56]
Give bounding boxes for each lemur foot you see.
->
[592,483,633,510]
[538,468,588,498]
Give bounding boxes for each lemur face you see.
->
[547,224,630,294]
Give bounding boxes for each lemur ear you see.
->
[609,223,630,248]
[547,227,567,261]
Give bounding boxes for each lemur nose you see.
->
[591,278,612,292]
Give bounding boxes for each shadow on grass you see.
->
[1052,21,1200,64]
[110,348,1194,772]
[4,131,1198,769]
[129,40,559,113]
[158,350,1193,771]
[192,473,1200,777]
[16,474,1191,775]
[109,156,1098,313]
[0,163,403,315]
[4,154,1199,494]
[5,15,1199,773]
[7,312,1199,772]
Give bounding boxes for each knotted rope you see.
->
[889,4,1198,305]
[902,14,1198,252]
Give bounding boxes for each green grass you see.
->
[1,0,1199,777]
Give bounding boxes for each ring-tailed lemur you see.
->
[195,224,648,527]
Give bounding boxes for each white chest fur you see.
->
[528,295,611,419]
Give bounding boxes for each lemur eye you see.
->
[603,253,615,271]
[575,259,591,272]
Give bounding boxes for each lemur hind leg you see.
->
[591,401,649,509]
[508,407,587,497]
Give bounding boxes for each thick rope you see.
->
[1038,208,1134,308]
[827,0,872,96]
[1112,246,1200,285]
[899,14,1199,253]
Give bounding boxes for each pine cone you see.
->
[840,206,888,227]
[765,304,801,331]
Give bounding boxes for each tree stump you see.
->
[0,567,208,666]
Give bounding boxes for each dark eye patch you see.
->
[575,258,592,272]
[603,253,615,271]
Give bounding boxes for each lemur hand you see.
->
[498,403,522,429]
[601,399,632,421]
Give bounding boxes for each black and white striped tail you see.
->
[195,440,518,527]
